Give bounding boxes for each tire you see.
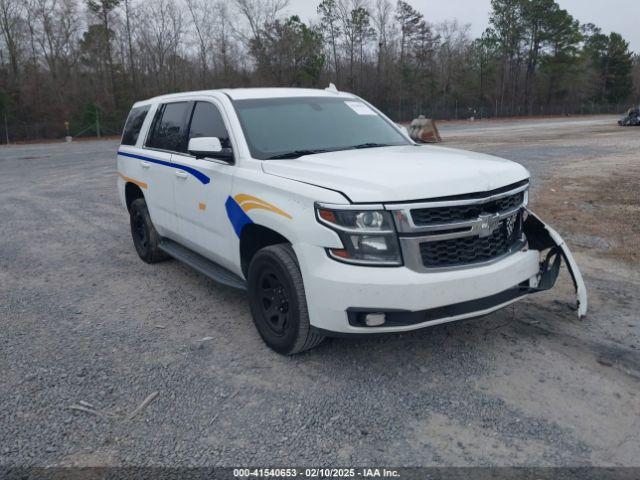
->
[247,244,324,355]
[129,198,169,264]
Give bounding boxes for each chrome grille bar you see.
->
[385,182,529,272]
[387,183,529,234]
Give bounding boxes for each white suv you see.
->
[117,87,587,354]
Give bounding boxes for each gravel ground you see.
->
[1,116,639,467]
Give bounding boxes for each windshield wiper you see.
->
[266,144,392,159]
[266,149,329,160]
[347,143,393,150]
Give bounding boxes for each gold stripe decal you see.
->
[118,172,148,190]
[234,194,292,220]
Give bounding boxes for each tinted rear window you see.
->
[146,102,191,153]
[121,105,149,146]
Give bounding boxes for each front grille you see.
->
[420,212,523,268]
[389,182,529,272]
[411,191,524,226]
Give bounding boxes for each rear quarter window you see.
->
[121,105,150,146]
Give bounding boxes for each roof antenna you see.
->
[326,83,338,93]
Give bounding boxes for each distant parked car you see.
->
[619,105,640,126]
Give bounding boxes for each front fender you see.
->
[524,210,588,319]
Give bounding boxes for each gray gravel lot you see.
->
[1,116,639,467]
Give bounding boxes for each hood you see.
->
[261,145,529,203]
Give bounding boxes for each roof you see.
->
[135,87,354,106]
[221,87,354,100]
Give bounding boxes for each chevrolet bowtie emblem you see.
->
[478,213,499,238]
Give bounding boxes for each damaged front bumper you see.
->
[523,209,588,319]
[340,214,588,331]
[302,208,588,334]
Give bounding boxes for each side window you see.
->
[146,102,191,153]
[188,102,231,149]
[121,105,149,146]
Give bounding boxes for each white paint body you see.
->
[117,88,587,334]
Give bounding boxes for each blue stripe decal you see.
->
[117,150,211,185]
[225,196,253,238]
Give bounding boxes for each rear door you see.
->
[170,100,237,271]
[140,101,192,237]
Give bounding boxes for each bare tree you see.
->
[86,0,122,106]
[185,0,215,84]
[337,0,371,89]
[435,20,471,99]
[26,0,81,118]
[0,0,24,77]
[138,0,183,92]
[395,0,422,66]
[233,0,289,43]
[318,0,341,83]
[122,0,138,95]
[372,0,393,52]
[212,1,236,81]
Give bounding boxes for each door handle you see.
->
[140,161,150,169]
[175,170,188,179]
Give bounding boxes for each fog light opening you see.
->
[364,313,386,327]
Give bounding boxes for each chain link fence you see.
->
[387,102,626,123]
[1,118,124,144]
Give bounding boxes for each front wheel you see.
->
[247,244,324,355]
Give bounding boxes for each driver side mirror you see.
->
[188,137,233,162]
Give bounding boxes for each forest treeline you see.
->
[0,0,638,140]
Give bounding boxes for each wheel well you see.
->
[240,224,290,277]
[125,183,145,212]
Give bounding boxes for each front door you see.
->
[171,100,236,272]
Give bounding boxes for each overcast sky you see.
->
[288,0,639,53]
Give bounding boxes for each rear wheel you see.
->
[248,244,324,355]
[130,198,168,264]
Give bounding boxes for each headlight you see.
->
[315,204,402,266]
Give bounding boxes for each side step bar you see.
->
[159,238,247,291]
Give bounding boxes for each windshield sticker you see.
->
[345,101,376,116]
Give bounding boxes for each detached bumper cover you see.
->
[524,210,588,319]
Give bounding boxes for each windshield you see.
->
[233,97,411,160]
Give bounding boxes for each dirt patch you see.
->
[530,164,640,264]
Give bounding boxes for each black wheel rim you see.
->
[257,268,290,337]
[132,209,149,251]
